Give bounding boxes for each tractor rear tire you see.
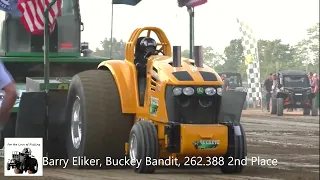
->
[15,92,47,154]
[311,98,318,116]
[270,98,277,114]
[128,121,159,174]
[27,158,38,174]
[277,98,284,116]
[220,123,247,174]
[14,168,23,174]
[65,70,132,169]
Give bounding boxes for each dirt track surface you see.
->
[1,110,319,180]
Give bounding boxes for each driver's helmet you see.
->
[139,37,157,55]
[22,148,31,155]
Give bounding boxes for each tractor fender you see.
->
[97,60,138,113]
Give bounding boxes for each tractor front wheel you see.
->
[65,70,132,169]
[14,168,23,174]
[128,121,159,174]
[27,158,38,174]
[277,98,284,116]
[270,98,277,114]
[220,123,247,174]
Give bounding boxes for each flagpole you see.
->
[109,3,114,59]
[187,6,194,59]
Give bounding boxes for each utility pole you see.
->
[187,6,194,59]
[109,3,114,59]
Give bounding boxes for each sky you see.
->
[79,0,319,53]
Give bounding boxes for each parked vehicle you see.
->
[270,70,318,116]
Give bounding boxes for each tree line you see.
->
[93,23,319,80]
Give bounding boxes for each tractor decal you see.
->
[196,87,204,95]
[57,83,69,90]
[193,140,220,150]
[149,97,159,116]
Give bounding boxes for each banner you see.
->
[17,0,62,34]
[237,18,262,106]
[112,0,141,6]
[0,0,21,16]
[177,0,207,7]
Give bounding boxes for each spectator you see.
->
[272,73,277,91]
[221,74,230,91]
[308,72,313,85]
[312,73,318,93]
[0,62,17,132]
[221,74,226,81]
[264,73,273,112]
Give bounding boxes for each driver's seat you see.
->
[134,37,147,106]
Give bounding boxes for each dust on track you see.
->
[1,111,319,180]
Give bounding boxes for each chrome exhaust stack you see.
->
[172,46,182,67]
[194,46,204,68]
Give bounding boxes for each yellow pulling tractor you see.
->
[16,26,247,174]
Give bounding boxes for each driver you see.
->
[22,148,31,155]
[134,37,157,76]
[0,62,17,132]
[228,76,237,89]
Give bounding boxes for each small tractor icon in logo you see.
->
[7,148,38,174]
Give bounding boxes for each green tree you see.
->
[258,39,298,78]
[182,49,189,58]
[294,23,319,73]
[203,46,225,68]
[180,47,225,68]
[94,38,126,59]
[215,39,245,77]
[306,23,319,61]
[217,39,297,80]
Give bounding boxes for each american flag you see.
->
[17,0,62,35]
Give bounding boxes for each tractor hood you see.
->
[148,56,223,86]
